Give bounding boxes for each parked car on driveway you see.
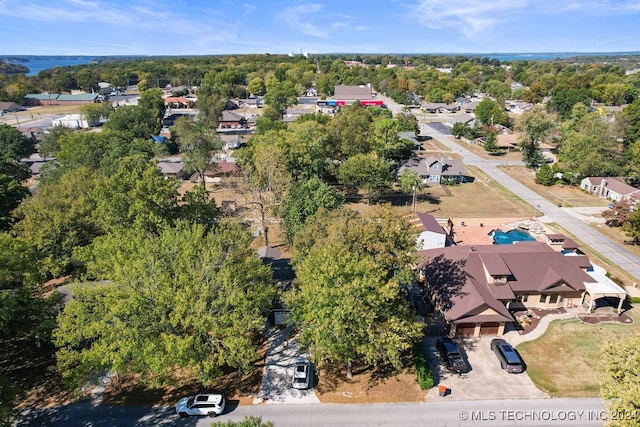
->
[491,338,525,373]
[175,393,225,418]
[292,357,312,389]
[436,337,470,373]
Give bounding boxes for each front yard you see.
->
[517,307,638,397]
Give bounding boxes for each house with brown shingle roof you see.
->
[417,242,596,337]
[580,177,640,204]
[407,212,451,250]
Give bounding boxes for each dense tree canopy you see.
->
[287,208,422,378]
[601,334,640,427]
[56,221,276,387]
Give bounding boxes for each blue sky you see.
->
[1,0,640,55]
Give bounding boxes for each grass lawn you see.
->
[517,308,639,397]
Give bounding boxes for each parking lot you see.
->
[423,335,549,401]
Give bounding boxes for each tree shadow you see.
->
[419,255,469,312]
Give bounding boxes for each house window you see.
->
[548,294,559,304]
[432,164,439,170]
[516,294,528,303]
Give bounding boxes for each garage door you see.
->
[480,322,499,335]
[455,323,476,336]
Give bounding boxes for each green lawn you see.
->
[517,308,639,397]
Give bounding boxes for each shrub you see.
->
[412,342,434,390]
[629,296,640,304]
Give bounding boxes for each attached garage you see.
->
[454,323,476,336]
[480,322,500,335]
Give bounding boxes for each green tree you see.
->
[286,208,422,379]
[94,156,179,234]
[263,80,297,117]
[451,122,468,139]
[399,169,423,212]
[38,124,73,158]
[281,177,344,244]
[338,154,392,204]
[56,222,275,387]
[104,88,165,139]
[601,334,640,427]
[474,98,508,126]
[0,174,28,231]
[329,103,374,159]
[0,233,54,427]
[173,116,222,184]
[535,163,555,186]
[237,144,291,246]
[80,102,114,127]
[13,167,105,277]
[0,123,33,161]
[372,118,413,162]
[516,107,556,168]
[483,131,500,155]
[247,77,266,96]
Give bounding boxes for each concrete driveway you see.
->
[423,335,548,401]
[253,327,320,404]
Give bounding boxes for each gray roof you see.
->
[398,156,466,178]
[56,93,99,101]
[334,85,373,100]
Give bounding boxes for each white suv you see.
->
[176,393,225,418]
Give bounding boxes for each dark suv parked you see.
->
[491,338,524,373]
[436,337,470,373]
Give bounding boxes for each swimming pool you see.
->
[491,229,536,245]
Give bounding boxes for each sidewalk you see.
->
[503,308,579,347]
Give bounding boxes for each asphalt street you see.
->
[18,398,608,427]
[421,122,640,283]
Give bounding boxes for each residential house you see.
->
[0,101,22,113]
[163,96,195,108]
[496,133,519,151]
[505,100,533,114]
[397,156,467,185]
[460,100,481,113]
[580,177,640,204]
[417,241,626,337]
[399,131,422,151]
[218,111,247,130]
[408,212,450,250]
[421,102,459,113]
[20,153,56,178]
[157,156,186,179]
[198,161,241,184]
[444,113,474,128]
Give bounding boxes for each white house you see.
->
[409,212,448,250]
[581,177,640,203]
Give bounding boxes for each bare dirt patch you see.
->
[315,357,425,404]
[103,333,269,407]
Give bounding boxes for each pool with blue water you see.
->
[491,229,536,245]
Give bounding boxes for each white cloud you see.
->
[410,0,529,36]
[555,1,640,14]
[276,2,328,38]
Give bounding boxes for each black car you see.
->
[436,337,469,373]
[491,338,524,373]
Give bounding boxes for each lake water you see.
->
[12,56,97,76]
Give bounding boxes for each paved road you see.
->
[18,398,607,427]
[421,122,640,283]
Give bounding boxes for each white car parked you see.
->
[292,357,312,390]
[175,393,225,418]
